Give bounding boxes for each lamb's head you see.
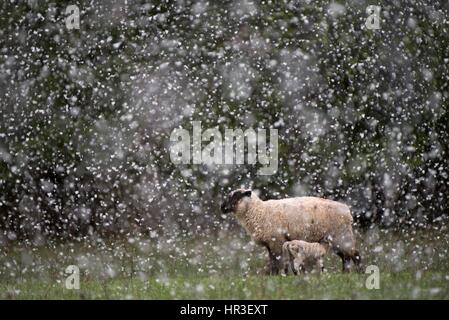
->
[220,188,252,214]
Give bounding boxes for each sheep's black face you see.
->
[220,189,252,213]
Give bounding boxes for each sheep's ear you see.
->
[244,190,252,197]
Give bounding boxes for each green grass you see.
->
[1,227,448,299]
[2,272,448,299]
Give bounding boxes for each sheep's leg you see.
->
[264,245,278,275]
[351,250,362,273]
[271,253,282,275]
[337,251,351,272]
[291,260,298,275]
[282,256,291,276]
[287,251,297,275]
[263,263,271,275]
[270,249,283,275]
[270,257,277,275]
[343,256,351,272]
[263,241,283,275]
[264,245,273,275]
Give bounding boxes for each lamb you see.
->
[220,188,361,274]
[282,240,328,275]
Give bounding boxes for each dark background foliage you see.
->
[0,0,448,241]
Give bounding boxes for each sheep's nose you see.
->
[220,202,227,213]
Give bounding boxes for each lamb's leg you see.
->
[263,262,271,275]
[334,230,357,272]
[293,256,303,275]
[317,258,324,274]
[281,244,291,276]
[282,254,291,276]
[290,261,298,276]
[261,241,283,275]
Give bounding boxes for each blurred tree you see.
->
[0,0,447,240]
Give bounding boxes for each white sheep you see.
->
[221,188,361,274]
[282,240,328,275]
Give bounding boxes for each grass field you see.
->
[1,227,448,299]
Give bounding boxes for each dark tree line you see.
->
[0,0,448,240]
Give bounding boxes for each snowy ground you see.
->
[1,228,448,299]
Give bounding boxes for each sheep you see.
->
[220,188,361,275]
[282,240,328,275]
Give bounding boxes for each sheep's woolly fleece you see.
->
[233,191,356,254]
